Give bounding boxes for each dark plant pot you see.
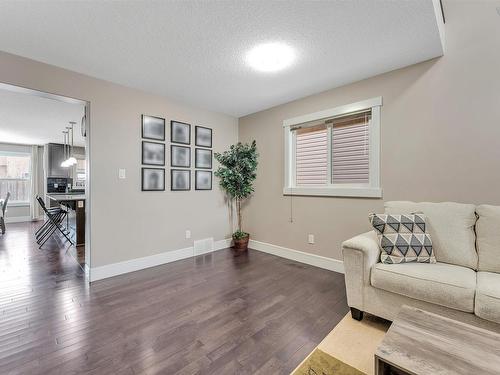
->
[233,234,250,254]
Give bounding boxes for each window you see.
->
[74,156,86,189]
[0,152,31,204]
[283,97,382,197]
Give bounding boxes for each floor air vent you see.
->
[193,238,214,256]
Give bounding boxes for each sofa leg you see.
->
[350,307,363,321]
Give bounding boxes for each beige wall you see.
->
[238,1,500,261]
[0,52,238,267]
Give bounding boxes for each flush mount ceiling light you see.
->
[245,42,295,72]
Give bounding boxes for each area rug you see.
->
[292,313,390,375]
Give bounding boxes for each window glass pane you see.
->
[0,154,31,202]
[0,180,30,202]
[76,158,86,171]
[331,111,370,184]
[0,155,30,179]
[295,124,328,186]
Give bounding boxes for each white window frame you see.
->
[283,97,382,198]
[0,150,32,206]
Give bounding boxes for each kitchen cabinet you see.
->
[47,143,69,177]
[47,143,85,179]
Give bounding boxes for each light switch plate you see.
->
[119,169,126,179]
[308,234,315,244]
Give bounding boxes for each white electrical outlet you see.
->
[185,230,191,239]
[308,234,315,244]
[118,169,126,179]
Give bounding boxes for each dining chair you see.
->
[0,192,10,235]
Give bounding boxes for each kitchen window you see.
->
[0,151,31,204]
[73,156,86,190]
[283,97,382,198]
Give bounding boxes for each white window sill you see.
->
[283,186,382,198]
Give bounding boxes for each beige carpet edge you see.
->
[292,313,390,375]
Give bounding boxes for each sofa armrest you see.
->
[342,231,380,268]
[341,231,380,310]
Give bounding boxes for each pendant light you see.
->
[61,131,69,167]
[66,122,77,166]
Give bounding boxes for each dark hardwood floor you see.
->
[0,222,348,374]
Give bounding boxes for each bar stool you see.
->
[35,196,74,248]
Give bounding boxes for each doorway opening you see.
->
[0,82,91,282]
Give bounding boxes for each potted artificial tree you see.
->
[214,140,258,253]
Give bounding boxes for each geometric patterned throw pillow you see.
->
[369,213,436,264]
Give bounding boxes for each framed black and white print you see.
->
[195,170,212,190]
[195,148,212,169]
[171,145,191,168]
[171,121,191,144]
[142,141,165,166]
[171,169,191,191]
[142,168,165,191]
[142,115,165,141]
[195,126,212,148]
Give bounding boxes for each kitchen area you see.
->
[44,133,87,266]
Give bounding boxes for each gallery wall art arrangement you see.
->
[141,115,213,191]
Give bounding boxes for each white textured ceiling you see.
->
[0,1,444,117]
[0,89,85,147]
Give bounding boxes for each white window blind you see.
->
[295,124,328,186]
[331,110,371,184]
[293,110,371,186]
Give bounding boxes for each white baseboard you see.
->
[5,216,32,223]
[249,239,344,274]
[214,238,232,251]
[89,238,232,282]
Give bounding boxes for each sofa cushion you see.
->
[371,262,476,312]
[369,213,435,264]
[476,205,500,273]
[385,201,477,270]
[475,272,500,324]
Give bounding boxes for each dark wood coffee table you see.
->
[375,305,500,375]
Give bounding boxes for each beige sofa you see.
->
[342,201,500,326]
